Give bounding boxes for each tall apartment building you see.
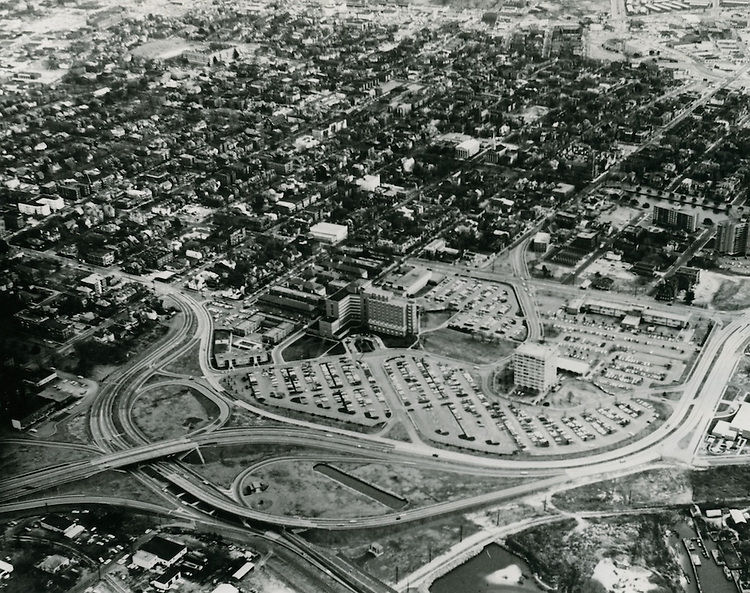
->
[319,282,419,338]
[716,218,750,255]
[513,342,557,393]
[652,205,697,233]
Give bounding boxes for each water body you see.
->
[430,543,543,593]
[313,463,407,509]
[673,519,737,593]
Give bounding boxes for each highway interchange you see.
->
[3,242,750,593]
[6,63,750,587]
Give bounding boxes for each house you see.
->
[231,559,256,580]
[37,555,70,574]
[152,566,182,591]
[132,536,188,570]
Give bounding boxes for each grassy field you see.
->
[243,460,389,519]
[339,461,529,508]
[281,334,341,361]
[307,512,481,585]
[421,310,455,331]
[712,278,750,310]
[163,342,204,375]
[419,328,515,364]
[691,465,750,504]
[381,421,412,442]
[552,468,692,512]
[131,384,219,441]
[15,469,164,504]
[184,444,318,488]
[0,442,94,477]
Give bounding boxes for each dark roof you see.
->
[42,515,74,531]
[141,536,186,561]
[153,565,182,584]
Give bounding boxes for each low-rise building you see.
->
[730,403,750,439]
[310,222,348,244]
[133,536,187,570]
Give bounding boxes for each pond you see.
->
[430,543,543,593]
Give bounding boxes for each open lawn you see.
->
[131,384,219,441]
[419,328,515,364]
[281,334,341,361]
[421,310,455,331]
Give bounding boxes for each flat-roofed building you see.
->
[310,222,348,244]
[730,403,750,439]
[513,343,557,393]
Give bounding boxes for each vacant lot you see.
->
[307,512,480,585]
[341,462,529,508]
[0,442,93,478]
[508,514,682,593]
[420,328,515,364]
[16,469,163,505]
[131,384,218,441]
[164,342,203,376]
[185,444,318,488]
[552,468,692,512]
[712,278,750,310]
[242,460,389,519]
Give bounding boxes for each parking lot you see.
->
[545,310,696,395]
[374,353,664,456]
[418,276,526,341]
[224,356,392,428]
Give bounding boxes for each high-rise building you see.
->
[716,218,750,255]
[362,288,419,336]
[513,342,557,393]
[319,282,419,338]
[652,205,697,233]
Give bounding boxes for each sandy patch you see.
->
[485,564,523,585]
[592,558,656,592]
[693,269,727,307]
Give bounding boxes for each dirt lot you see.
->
[419,328,516,364]
[131,383,219,441]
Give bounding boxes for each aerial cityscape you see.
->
[3,0,750,592]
